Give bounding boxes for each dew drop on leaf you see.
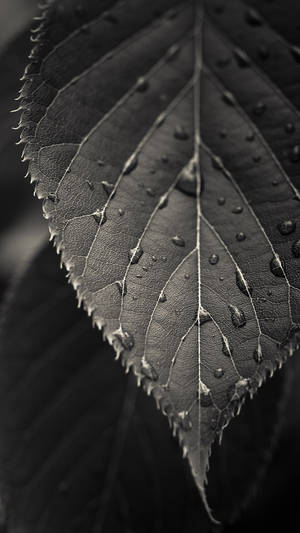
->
[115,329,135,351]
[173,124,189,140]
[290,145,300,163]
[236,232,246,242]
[285,122,295,134]
[232,205,243,214]
[158,194,168,209]
[200,391,213,407]
[290,45,300,63]
[270,255,285,277]
[123,154,138,175]
[159,292,167,303]
[214,368,225,379]
[233,47,251,68]
[209,253,219,265]
[222,90,236,106]
[136,76,149,92]
[292,239,300,257]
[217,196,226,205]
[277,219,296,235]
[172,235,185,247]
[222,336,232,357]
[176,160,197,196]
[253,101,266,116]
[199,308,212,325]
[141,359,158,380]
[177,411,192,431]
[228,304,246,328]
[118,208,124,216]
[245,8,263,26]
[128,246,143,264]
[101,180,114,196]
[235,269,252,296]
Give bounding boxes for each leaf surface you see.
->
[20,0,300,510]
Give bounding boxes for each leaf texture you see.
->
[0,243,292,532]
[20,0,300,511]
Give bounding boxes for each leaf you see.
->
[0,243,292,532]
[19,0,300,514]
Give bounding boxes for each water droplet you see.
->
[174,124,189,140]
[290,45,300,63]
[128,246,143,264]
[200,389,213,407]
[236,232,246,242]
[285,122,295,134]
[252,154,261,163]
[209,253,219,265]
[118,208,124,216]
[272,179,279,186]
[292,239,300,257]
[253,345,263,364]
[270,255,285,277]
[158,194,168,209]
[93,209,105,225]
[222,336,232,357]
[246,132,255,142]
[214,368,224,379]
[161,155,169,163]
[136,76,149,92]
[245,8,263,26]
[123,154,138,175]
[217,196,226,205]
[232,205,243,214]
[219,129,227,138]
[141,359,158,380]
[115,329,134,350]
[103,10,118,23]
[172,235,185,247]
[159,292,167,303]
[199,308,212,325]
[146,187,155,197]
[236,269,252,296]
[222,91,236,106]
[176,160,197,196]
[152,255,157,262]
[184,273,190,280]
[228,304,246,328]
[277,219,296,235]
[97,159,105,166]
[290,145,300,162]
[253,101,266,116]
[177,411,192,431]
[233,47,251,67]
[101,180,114,196]
[47,193,57,203]
[257,44,269,60]
[162,256,167,262]
[166,44,180,61]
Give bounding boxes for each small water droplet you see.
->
[270,255,285,277]
[184,273,190,280]
[233,47,251,67]
[257,44,269,60]
[253,101,266,116]
[232,205,243,214]
[136,76,149,92]
[222,91,236,106]
[199,308,212,325]
[103,10,118,23]
[174,124,189,140]
[290,145,300,162]
[123,154,138,175]
[245,8,263,25]
[115,329,134,350]
[222,336,232,357]
[290,45,300,63]
[101,180,114,196]
[200,390,213,407]
[246,132,255,142]
[176,160,197,196]
[141,359,158,380]
[136,273,143,279]
[217,196,226,205]
[152,255,157,262]
[159,292,167,303]
[228,304,246,328]
[93,209,105,225]
[236,269,252,296]
[236,232,246,242]
[285,122,295,134]
[128,246,143,264]
[277,219,296,235]
[97,159,105,166]
[166,43,180,61]
[209,253,219,265]
[219,129,227,138]
[161,155,169,163]
[172,235,185,247]
[253,345,263,364]
[272,179,279,186]
[158,194,168,209]
[146,187,155,197]
[214,368,224,379]
[118,208,124,216]
[292,239,300,257]
[177,411,192,431]
[252,154,261,163]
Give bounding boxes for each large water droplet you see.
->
[232,205,243,214]
[236,269,252,296]
[141,359,158,380]
[233,47,251,67]
[214,367,224,379]
[128,246,143,264]
[159,292,167,303]
[174,124,189,140]
[136,76,149,92]
[93,209,106,225]
[101,180,114,196]
[228,304,246,328]
[199,307,212,325]
[115,329,134,350]
[292,239,300,257]
[158,194,168,209]
[270,255,285,277]
[123,154,138,175]
[277,219,296,235]
[172,235,185,247]
[245,8,263,26]
[222,336,232,357]
[253,101,266,116]
[176,160,197,196]
[209,253,219,265]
